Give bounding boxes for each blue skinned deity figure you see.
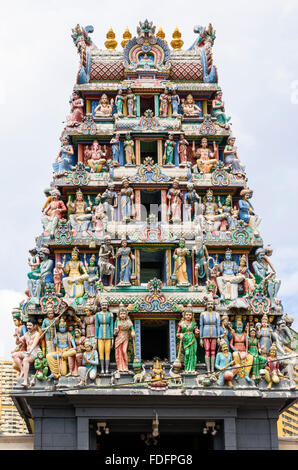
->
[215,340,235,387]
[216,249,245,301]
[83,254,99,296]
[171,90,180,116]
[238,188,261,236]
[53,136,74,175]
[27,246,54,304]
[219,315,232,350]
[252,246,281,310]
[110,134,121,164]
[46,319,77,379]
[78,340,99,386]
[116,238,135,286]
[184,183,202,222]
[120,178,134,222]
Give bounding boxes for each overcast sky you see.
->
[1,0,298,358]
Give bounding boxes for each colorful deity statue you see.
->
[116,238,135,286]
[219,315,232,350]
[150,360,167,390]
[62,247,88,299]
[248,328,266,381]
[67,91,84,127]
[239,188,261,236]
[41,307,58,354]
[98,235,115,283]
[114,304,135,372]
[212,91,231,128]
[216,249,245,301]
[124,133,136,165]
[224,137,245,176]
[31,350,49,384]
[238,255,256,297]
[68,328,86,377]
[67,189,92,237]
[87,141,107,173]
[171,89,180,116]
[127,88,136,117]
[101,183,118,222]
[42,189,67,237]
[90,194,106,239]
[198,189,227,234]
[94,93,114,117]
[257,314,273,356]
[167,179,182,223]
[53,136,74,175]
[110,134,121,164]
[159,88,171,117]
[253,247,281,310]
[95,300,114,374]
[121,178,135,221]
[53,262,64,295]
[184,183,202,222]
[46,319,77,379]
[192,139,217,174]
[78,340,99,386]
[173,238,191,287]
[182,94,201,117]
[265,344,283,389]
[163,134,175,165]
[193,236,209,286]
[115,89,125,116]
[215,340,235,387]
[27,247,41,286]
[200,297,221,373]
[230,321,253,383]
[12,318,41,387]
[82,305,96,349]
[83,254,99,296]
[177,134,189,166]
[27,246,54,304]
[177,305,199,373]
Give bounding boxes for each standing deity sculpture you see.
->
[115,89,125,116]
[265,344,283,389]
[83,254,99,297]
[116,238,135,286]
[12,318,41,387]
[257,314,273,356]
[219,315,232,350]
[120,178,135,222]
[67,91,84,126]
[101,183,118,222]
[46,319,77,379]
[95,300,114,374]
[127,88,136,117]
[163,134,175,166]
[229,321,253,383]
[94,93,114,117]
[177,134,189,166]
[238,255,256,297]
[193,236,209,286]
[167,179,182,223]
[27,246,54,304]
[159,88,171,117]
[62,247,88,299]
[82,305,96,349]
[224,137,245,176]
[41,307,58,354]
[177,305,199,373]
[78,340,99,386]
[53,262,64,295]
[212,91,231,128]
[216,249,245,301]
[200,297,221,373]
[192,139,217,174]
[110,134,121,164]
[247,328,266,381]
[181,94,201,117]
[90,194,106,239]
[67,189,92,237]
[124,133,136,165]
[238,188,261,236]
[253,247,281,310]
[53,137,74,175]
[215,340,235,387]
[184,183,202,222]
[114,304,135,372]
[98,235,115,283]
[173,238,191,287]
[42,189,66,237]
[171,89,180,116]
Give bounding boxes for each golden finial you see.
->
[121,26,132,48]
[105,27,117,50]
[157,26,166,42]
[171,26,184,50]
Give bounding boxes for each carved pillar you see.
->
[157,139,163,166]
[154,95,159,117]
[167,249,172,286]
[86,100,91,114]
[136,95,141,117]
[135,139,141,165]
[78,144,84,163]
[134,319,141,361]
[169,320,176,362]
[202,100,208,116]
[161,190,168,222]
[134,189,141,220]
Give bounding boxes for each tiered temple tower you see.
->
[11,21,297,451]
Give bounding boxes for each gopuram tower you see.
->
[11,21,297,451]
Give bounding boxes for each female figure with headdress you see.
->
[127,88,136,117]
[53,136,74,175]
[177,305,199,372]
[239,188,261,236]
[83,254,99,296]
[120,178,134,221]
[115,89,125,116]
[173,238,191,286]
[163,134,175,165]
[159,88,171,117]
[116,239,135,286]
[124,133,135,165]
[62,247,88,298]
[212,91,231,128]
[67,91,84,126]
[78,340,99,386]
[192,138,217,174]
[67,189,92,237]
[114,305,135,372]
[248,328,266,381]
[41,189,66,237]
[224,137,245,176]
[110,134,121,164]
[167,180,182,223]
[177,134,189,166]
[238,255,255,297]
[94,93,114,116]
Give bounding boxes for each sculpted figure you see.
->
[192,138,217,174]
[110,134,121,164]
[114,304,135,372]
[216,249,245,301]
[159,88,171,117]
[230,321,253,383]
[212,91,231,128]
[194,236,209,286]
[184,183,202,222]
[257,314,273,356]
[177,134,189,166]
[116,238,135,286]
[248,328,266,381]
[182,94,201,117]
[173,238,191,287]
[238,255,255,297]
[78,340,99,386]
[115,89,125,116]
[253,247,281,310]
[265,344,283,389]
[90,194,106,239]
[200,298,221,373]
[167,179,182,223]
[121,178,135,221]
[163,134,175,165]
[95,300,114,373]
[124,133,136,165]
[83,254,99,296]
[46,319,76,379]
[215,341,235,387]
[87,141,107,173]
[67,189,92,237]
[53,137,74,175]
[31,350,49,384]
[98,235,115,283]
[197,189,226,234]
[62,247,88,299]
[82,305,96,349]
[239,188,261,236]
[12,318,41,387]
[53,262,64,294]
[67,91,84,126]
[171,89,180,116]
[94,93,114,117]
[177,305,199,373]
[68,328,86,376]
[27,247,54,303]
[102,183,118,222]
[219,315,232,350]
[41,307,58,354]
[127,88,136,117]
[41,189,66,237]
[224,137,245,176]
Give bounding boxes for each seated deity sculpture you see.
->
[27,246,54,304]
[94,94,114,117]
[224,137,245,176]
[197,190,228,235]
[192,139,217,174]
[67,189,92,237]
[62,247,89,299]
[239,188,261,236]
[216,249,245,301]
[87,141,107,173]
[212,91,231,128]
[41,189,66,237]
[230,322,253,383]
[181,94,201,117]
[46,319,77,379]
[253,247,281,310]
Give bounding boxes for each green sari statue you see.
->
[177,306,199,372]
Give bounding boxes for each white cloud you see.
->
[0,290,25,360]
